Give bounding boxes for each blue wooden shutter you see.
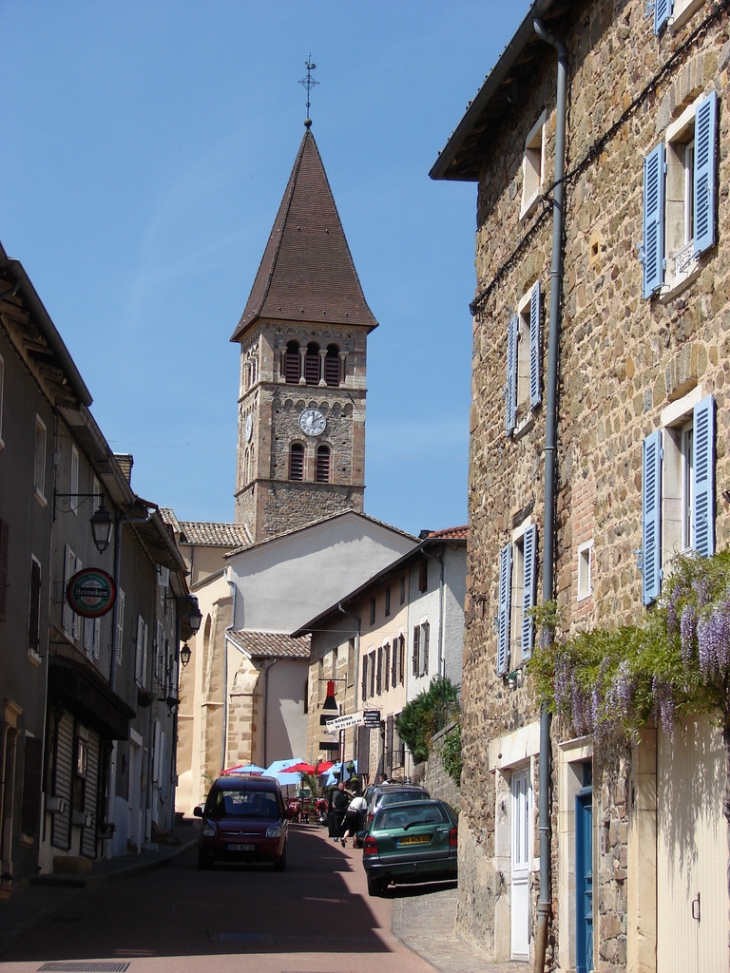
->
[497,544,512,675]
[521,525,537,659]
[642,143,665,298]
[506,314,518,434]
[692,394,715,557]
[642,430,663,605]
[529,282,541,407]
[654,0,672,33]
[693,90,718,256]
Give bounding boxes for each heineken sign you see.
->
[66,568,117,618]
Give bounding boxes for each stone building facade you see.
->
[231,126,376,543]
[432,1,730,970]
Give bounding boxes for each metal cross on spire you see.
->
[299,56,318,127]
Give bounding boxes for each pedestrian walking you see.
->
[328,781,349,839]
[340,792,367,847]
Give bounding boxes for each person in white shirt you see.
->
[341,793,367,847]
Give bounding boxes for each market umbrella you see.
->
[323,759,358,786]
[266,757,306,788]
[285,762,316,774]
[316,761,334,774]
[222,763,266,775]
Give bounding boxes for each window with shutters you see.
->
[0,519,8,622]
[115,588,125,666]
[520,110,546,219]
[497,523,538,676]
[655,0,706,33]
[315,444,330,482]
[70,446,79,515]
[400,574,406,604]
[362,653,369,701]
[34,415,47,503]
[289,442,305,481]
[642,91,717,299]
[384,587,391,617]
[506,282,541,436]
[376,646,382,695]
[21,736,43,838]
[304,342,321,385]
[62,545,81,641]
[369,598,376,624]
[642,390,715,605]
[324,344,341,386]
[369,650,376,698]
[412,621,430,677]
[384,642,390,691]
[135,615,149,686]
[28,556,42,654]
[284,341,302,383]
[391,636,398,687]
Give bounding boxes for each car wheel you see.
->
[367,874,387,897]
[198,850,213,870]
[273,847,287,872]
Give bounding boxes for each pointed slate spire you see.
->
[231,127,378,341]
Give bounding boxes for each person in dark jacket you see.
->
[328,781,349,839]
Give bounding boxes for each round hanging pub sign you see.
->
[66,568,117,618]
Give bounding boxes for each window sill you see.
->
[34,489,48,508]
[511,411,536,440]
[669,0,706,32]
[519,191,542,222]
[28,649,42,666]
[659,262,701,303]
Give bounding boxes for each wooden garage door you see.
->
[657,714,728,973]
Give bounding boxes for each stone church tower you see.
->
[231,123,378,542]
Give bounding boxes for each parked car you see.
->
[194,774,290,870]
[362,798,458,896]
[365,783,430,828]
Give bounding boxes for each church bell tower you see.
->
[231,123,378,543]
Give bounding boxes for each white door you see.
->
[657,715,728,973]
[511,767,531,961]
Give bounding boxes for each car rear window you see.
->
[378,803,449,830]
[207,789,280,819]
[379,790,429,807]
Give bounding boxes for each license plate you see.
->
[399,835,430,845]
[227,843,256,851]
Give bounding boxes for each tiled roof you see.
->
[227,630,311,659]
[178,522,251,548]
[424,525,468,541]
[231,128,378,341]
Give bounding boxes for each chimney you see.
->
[115,453,134,484]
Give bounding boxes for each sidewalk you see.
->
[392,885,520,973]
[0,821,199,958]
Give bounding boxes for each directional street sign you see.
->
[325,712,363,731]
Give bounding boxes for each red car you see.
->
[194,774,290,870]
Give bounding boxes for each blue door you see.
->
[576,787,593,973]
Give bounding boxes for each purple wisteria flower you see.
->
[696,602,730,680]
[679,605,696,667]
[652,677,675,734]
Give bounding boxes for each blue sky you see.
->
[1,1,525,536]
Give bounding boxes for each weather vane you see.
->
[299,56,318,126]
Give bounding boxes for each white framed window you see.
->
[642,90,717,299]
[34,415,47,504]
[62,544,81,640]
[577,540,593,601]
[498,522,537,675]
[655,0,706,33]
[506,282,541,435]
[70,446,79,515]
[642,389,714,604]
[520,110,546,219]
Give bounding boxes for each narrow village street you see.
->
[0,823,508,973]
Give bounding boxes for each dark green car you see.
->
[362,799,458,896]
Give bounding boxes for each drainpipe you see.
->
[533,18,568,973]
[338,603,361,772]
[223,568,237,771]
[262,659,277,768]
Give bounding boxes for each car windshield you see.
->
[378,803,449,830]
[207,789,279,819]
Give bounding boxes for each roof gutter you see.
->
[533,17,568,973]
[429,0,556,181]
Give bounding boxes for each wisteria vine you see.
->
[528,550,730,741]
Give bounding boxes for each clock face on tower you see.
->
[299,408,326,437]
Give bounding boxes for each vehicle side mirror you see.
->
[193,806,203,818]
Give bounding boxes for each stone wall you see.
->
[423,722,462,811]
[457,0,730,968]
